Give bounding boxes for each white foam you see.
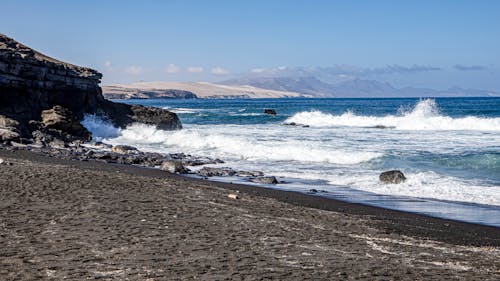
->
[81,112,500,207]
[81,115,121,140]
[163,129,381,165]
[325,171,500,206]
[284,99,500,131]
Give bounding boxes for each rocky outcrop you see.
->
[379,170,407,184]
[0,34,104,123]
[0,33,182,144]
[0,34,182,144]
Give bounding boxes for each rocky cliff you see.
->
[0,34,181,144]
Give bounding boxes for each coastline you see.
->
[1,148,499,279]
[1,148,499,246]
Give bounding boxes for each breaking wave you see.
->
[284,99,500,131]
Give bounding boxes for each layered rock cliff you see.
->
[0,33,181,144]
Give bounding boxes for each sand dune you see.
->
[103,81,304,99]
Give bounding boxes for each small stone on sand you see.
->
[228,194,240,200]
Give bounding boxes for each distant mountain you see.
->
[221,76,333,97]
[222,76,500,98]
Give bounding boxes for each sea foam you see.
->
[284,99,500,131]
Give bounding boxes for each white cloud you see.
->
[124,66,144,75]
[251,68,266,73]
[104,60,112,68]
[187,66,204,73]
[165,64,180,74]
[211,67,229,75]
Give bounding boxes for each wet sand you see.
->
[0,149,499,280]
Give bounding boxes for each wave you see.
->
[325,171,500,206]
[284,99,500,131]
[82,117,381,165]
[81,115,121,139]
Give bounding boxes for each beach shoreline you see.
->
[1,147,499,279]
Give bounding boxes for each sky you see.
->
[1,0,499,90]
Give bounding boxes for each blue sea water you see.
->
[84,97,500,226]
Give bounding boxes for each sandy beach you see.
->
[0,148,499,280]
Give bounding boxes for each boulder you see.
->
[0,128,20,142]
[0,115,21,143]
[111,145,138,154]
[236,170,264,177]
[379,170,407,184]
[198,167,237,177]
[249,176,278,184]
[0,115,19,128]
[41,106,91,140]
[264,109,277,115]
[160,160,188,174]
[97,101,182,131]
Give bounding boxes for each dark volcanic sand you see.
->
[0,149,499,280]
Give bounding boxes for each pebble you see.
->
[228,194,240,200]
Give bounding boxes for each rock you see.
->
[111,145,138,154]
[0,115,21,143]
[249,176,278,184]
[182,156,224,166]
[41,106,91,140]
[227,194,240,200]
[48,138,67,149]
[89,141,113,149]
[0,115,19,128]
[284,122,297,126]
[0,128,20,142]
[0,34,104,123]
[198,167,237,177]
[373,125,394,129]
[264,109,277,115]
[0,158,4,164]
[236,170,264,177]
[379,170,407,184]
[308,189,319,194]
[98,102,183,131]
[160,160,188,174]
[0,33,182,145]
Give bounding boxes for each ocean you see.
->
[83,97,500,227]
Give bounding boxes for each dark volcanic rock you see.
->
[249,176,278,184]
[160,160,189,174]
[264,109,277,115]
[379,170,407,184]
[0,33,182,142]
[198,167,237,177]
[41,106,91,140]
[111,145,138,154]
[0,34,104,123]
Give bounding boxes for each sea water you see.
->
[83,97,500,227]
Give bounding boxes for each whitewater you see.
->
[83,97,500,226]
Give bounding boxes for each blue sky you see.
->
[1,0,499,90]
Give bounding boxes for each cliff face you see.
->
[0,34,105,121]
[0,34,181,144]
